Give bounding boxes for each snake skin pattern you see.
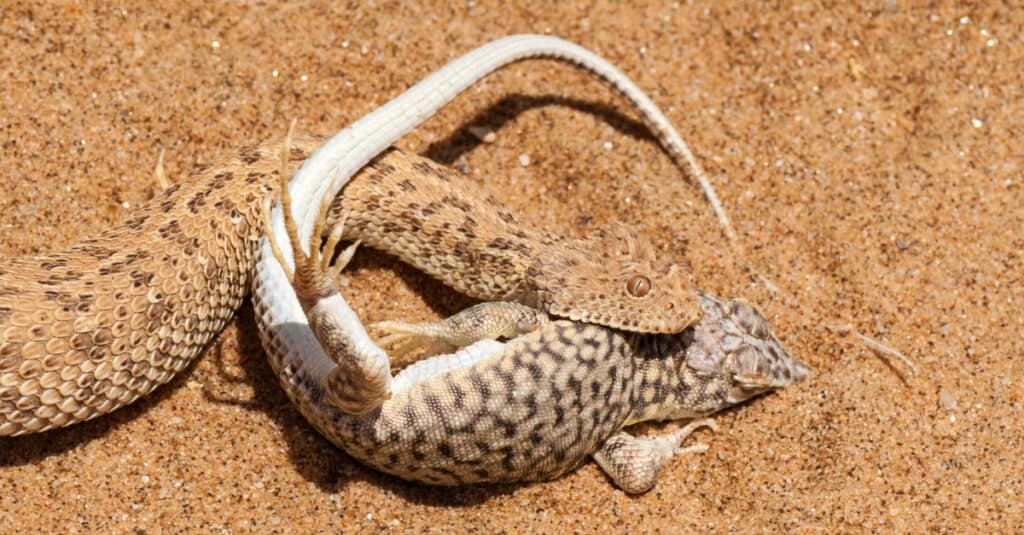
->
[329,147,700,334]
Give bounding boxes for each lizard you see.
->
[251,35,809,492]
[259,137,811,493]
[1,35,726,436]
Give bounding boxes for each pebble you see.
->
[468,125,496,143]
[939,390,958,410]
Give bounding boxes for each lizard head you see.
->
[683,293,810,406]
[529,223,702,334]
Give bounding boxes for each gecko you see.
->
[250,35,808,493]
[260,139,811,493]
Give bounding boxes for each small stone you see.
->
[467,125,496,143]
[518,154,530,166]
[939,390,958,410]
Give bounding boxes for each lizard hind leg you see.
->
[307,192,391,415]
[273,124,392,415]
[592,419,717,494]
[272,122,361,312]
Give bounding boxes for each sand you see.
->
[1,1,1021,532]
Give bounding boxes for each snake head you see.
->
[528,223,701,334]
[685,293,810,404]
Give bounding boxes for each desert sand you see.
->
[1,1,1021,532]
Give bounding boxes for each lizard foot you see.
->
[592,418,717,494]
[373,302,549,357]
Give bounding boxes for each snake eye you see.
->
[625,275,651,297]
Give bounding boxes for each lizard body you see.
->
[303,313,801,491]
[249,35,805,492]
[264,158,810,491]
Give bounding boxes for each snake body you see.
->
[2,36,716,436]
[329,147,698,334]
[0,136,317,435]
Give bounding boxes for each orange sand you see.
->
[1,1,1021,532]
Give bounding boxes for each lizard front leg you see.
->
[592,419,717,494]
[374,302,549,357]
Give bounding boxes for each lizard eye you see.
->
[625,275,651,297]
